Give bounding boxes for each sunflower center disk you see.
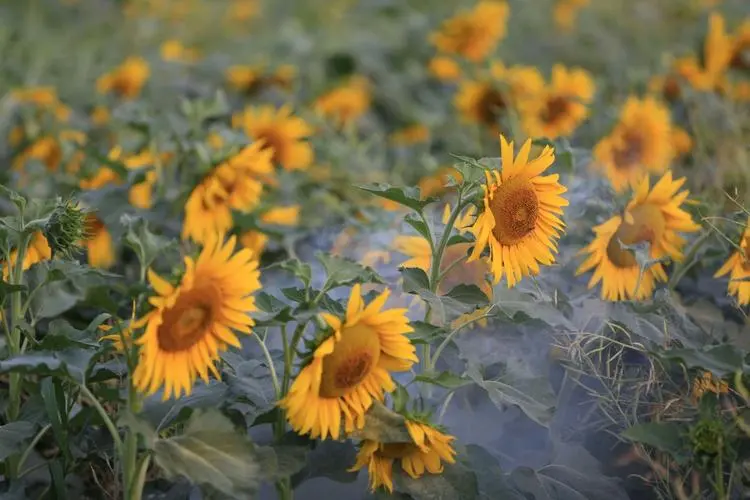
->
[489,179,540,245]
[542,96,570,125]
[606,204,666,269]
[612,133,644,171]
[157,286,219,352]
[478,88,507,126]
[258,129,284,163]
[731,45,750,70]
[376,442,419,459]
[319,324,381,398]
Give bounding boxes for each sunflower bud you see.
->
[43,198,87,258]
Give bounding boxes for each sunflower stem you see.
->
[79,384,123,457]
[429,304,496,371]
[123,380,140,500]
[667,229,712,291]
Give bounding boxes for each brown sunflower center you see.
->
[376,442,420,459]
[612,133,644,171]
[663,76,681,101]
[157,285,220,352]
[477,87,507,127]
[606,204,666,269]
[257,129,284,164]
[731,43,750,70]
[319,323,381,398]
[542,96,570,125]
[489,179,540,245]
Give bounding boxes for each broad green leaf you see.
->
[352,401,412,443]
[317,252,384,289]
[447,233,474,246]
[493,287,574,330]
[295,440,359,484]
[280,259,313,288]
[409,321,447,345]
[400,266,430,294]
[0,349,96,383]
[509,467,552,500]
[657,344,744,376]
[225,359,278,426]
[450,155,486,185]
[358,183,438,213]
[444,284,489,306]
[414,371,473,390]
[153,409,261,497]
[464,445,524,500]
[537,465,630,500]
[281,287,307,303]
[0,421,36,461]
[254,444,308,481]
[622,422,689,463]
[122,214,171,272]
[396,460,479,500]
[142,381,230,429]
[404,213,433,243]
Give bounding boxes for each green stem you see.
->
[79,384,123,457]
[253,329,281,398]
[715,449,726,500]
[429,304,496,372]
[428,193,466,290]
[668,230,712,290]
[128,454,151,500]
[123,386,139,500]
[16,423,51,475]
[436,255,468,286]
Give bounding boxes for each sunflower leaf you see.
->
[447,233,474,246]
[358,183,438,213]
[621,422,689,463]
[279,259,312,288]
[317,252,384,289]
[352,401,412,443]
[409,321,447,345]
[400,267,430,294]
[0,421,36,462]
[656,344,744,376]
[444,284,489,306]
[404,213,433,243]
[122,214,171,273]
[395,460,479,500]
[0,280,27,301]
[414,371,473,390]
[153,409,261,497]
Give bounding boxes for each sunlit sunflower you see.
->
[350,415,457,493]
[160,40,200,63]
[692,371,729,402]
[468,136,569,287]
[227,64,294,95]
[134,233,260,399]
[83,215,115,269]
[233,105,314,171]
[11,130,85,176]
[490,62,546,102]
[2,231,52,279]
[239,230,269,256]
[430,1,509,62]
[518,64,595,139]
[11,86,71,122]
[96,56,150,100]
[730,19,750,71]
[648,56,708,102]
[455,79,509,131]
[714,217,750,306]
[280,284,418,440]
[553,0,589,33]
[680,13,732,93]
[428,56,462,82]
[182,142,273,243]
[576,172,700,301]
[313,76,371,128]
[593,96,674,192]
[259,205,300,226]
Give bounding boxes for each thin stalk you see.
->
[668,230,712,290]
[252,329,281,398]
[122,382,139,500]
[128,454,151,500]
[430,304,496,371]
[16,424,51,475]
[8,232,31,422]
[428,193,466,290]
[436,254,468,287]
[79,384,123,456]
[715,450,726,500]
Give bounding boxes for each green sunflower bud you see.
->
[690,418,724,456]
[43,197,87,259]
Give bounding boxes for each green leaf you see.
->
[118,411,157,450]
[142,381,230,429]
[536,464,630,500]
[352,401,412,443]
[0,280,26,301]
[414,371,473,390]
[280,259,313,288]
[225,359,278,426]
[444,284,489,306]
[509,467,552,500]
[317,252,384,289]
[657,344,744,376]
[281,287,307,303]
[0,184,27,213]
[0,349,96,383]
[358,183,438,213]
[464,445,524,500]
[0,421,36,461]
[409,321,447,345]
[447,233,474,246]
[41,378,69,461]
[450,155,487,185]
[254,292,294,325]
[295,440,359,484]
[622,422,689,462]
[492,288,574,329]
[153,409,261,497]
[122,214,171,272]
[400,266,430,294]
[404,213,433,243]
[254,444,308,481]
[396,460,479,500]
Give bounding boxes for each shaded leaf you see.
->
[317,252,384,289]
[0,349,96,383]
[464,445,524,500]
[353,401,412,443]
[255,444,308,481]
[444,284,489,306]
[142,381,230,429]
[404,213,432,243]
[0,280,26,301]
[401,266,430,294]
[622,422,688,462]
[396,460,479,500]
[279,259,312,288]
[493,288,574,330]
[0,421,36,461]
[409,321,447,345]
[415,371,473,390]
[657,344,744,376]
[358,183,438,213]
[294,440,359,484]
[122,214,171,272]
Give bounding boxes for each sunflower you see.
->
[160,40,200,63]
[390,124,430,147]
[593,96,675,192]
[428,56,462,82]
[91,105,111,126]
[714,218,750,306]
[518,64,595,139]
[2,231,52,280]
[239,230,269,256]
[259,205,300,226]
[96,56,150,100]
[679,13,732,93]
[233,105,314,171]
[467,136,568,287]
[349,415,457,493]
[313,76,371,128]
[730,19,750,71]
[576,172,700,301]
[11,130,85,175]
[692,371,729,402]
[11,86,71,122]
[553,0,589,32]
[671,127,693,157]
[134,233,260,399]
[280,284,418,440]
[225,64,293,95]
[490,62,546,102]
[430,1,509,62]
[182,142,273,243]
[455,79,510,131]
[83,215,115,269]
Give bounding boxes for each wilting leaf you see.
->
[279,259,313,288]
[317,252,384,289]
[657,344,744,376]
[396,460,479,500]
[444,284,489,306]
[358,183,438,213]
[352,401,412,443]
[153,410,261,497]
[401,266,430,294]
[622,422,688,462]
[0,421,36,461]
[414,371,473,390]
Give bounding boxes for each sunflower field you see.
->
[1,0,750,498]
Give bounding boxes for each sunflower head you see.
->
[714,217,750,306]
[468,135,569,287]
[44,197,87,259]
[83,214,115,269]
[428,56,462,82]
[730,19,750,70]
[134,233,260,399]
[313,76,371,127]
[577,172,701,301]
[96,56,150,99]
[430,1,509,62]
[280,284,417,440]
[455,79,508,130]
[349,413,457,493]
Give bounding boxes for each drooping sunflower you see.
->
[313,76,371,128]
[714,218,750,306]
[518,64,595,139]
[467,136,569,287]
[96,56,150,100]
[350,414,457,493]
[576,172,701,301]
[182,142,273,243]
[679,13,733,93]
[83,214,115,269]
[280,284,418,440]
[430,1,509,62]
[593,96,674,193]
[134,233,260,399]
[2,231,52,279]
[233,105,314,171]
